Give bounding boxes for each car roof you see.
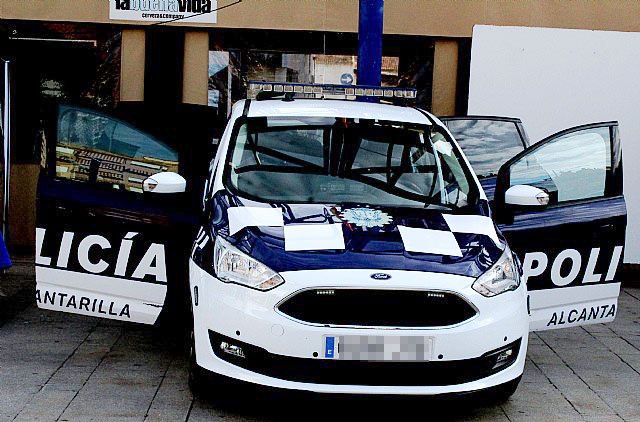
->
[238,99,433,126]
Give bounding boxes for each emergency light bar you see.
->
[248,81,417,101]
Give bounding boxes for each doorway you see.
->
[0,22,121,249]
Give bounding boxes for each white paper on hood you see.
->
[227,207,284,236]
[442,214,500,246]
[284,224,345,251]
[397,226,463,257]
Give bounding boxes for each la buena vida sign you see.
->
[110,0,218,23]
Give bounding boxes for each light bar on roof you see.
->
[248,81,417,100]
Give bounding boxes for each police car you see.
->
[34,82,626,400]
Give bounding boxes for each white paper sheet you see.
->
[284,224,345,251]
[442,214,500,246]
[227,207,284,235]
[397,226,463,257]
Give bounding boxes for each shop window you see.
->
[207,30,434,115]
[208,50,231,118]
[2,22,122,164]
[209,51,405,113]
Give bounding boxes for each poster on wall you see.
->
[110,0,218,24]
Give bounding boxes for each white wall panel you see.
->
[469,25,640,263]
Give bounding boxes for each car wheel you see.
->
[187,324,248,406]
[487,375,522,404]
[188,326,210,398]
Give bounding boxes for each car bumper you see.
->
[189,259,529,395]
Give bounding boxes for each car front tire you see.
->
[187,325,253,406]
[188,327,210,398]
[481,375,522,404]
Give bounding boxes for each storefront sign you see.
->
[110,0,218,24]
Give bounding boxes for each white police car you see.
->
[34,83,626,400]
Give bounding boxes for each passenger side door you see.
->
[36,105,198,324]
[494,122,625,331]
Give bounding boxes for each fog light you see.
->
[220,341,245,358]
[482,339,521,374]
[492,348,513,369]
[496,349,513,362]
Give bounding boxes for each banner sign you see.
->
[110,0,218,24]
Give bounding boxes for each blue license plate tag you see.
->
[324,336,337,359]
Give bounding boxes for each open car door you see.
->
[494,122,626,331]
[35,105,200,324]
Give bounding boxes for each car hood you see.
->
[209,192,503,278]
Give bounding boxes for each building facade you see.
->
[1,0,640,248]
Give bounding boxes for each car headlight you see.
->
[213,236,284,291]
[472,246,520,297]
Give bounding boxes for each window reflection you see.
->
[445,119,525,179]
[55,108,179,193]
[208,45,433,116]
[509,127,610,203]
[228,117,476,209]
[242,53,400,99]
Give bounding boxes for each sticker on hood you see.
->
[341,208,392,228]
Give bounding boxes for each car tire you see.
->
[187,289,216,400]
[187,322,248,405]
[188,327,210,398]
[485,375,522,404]
[188,337,257,409]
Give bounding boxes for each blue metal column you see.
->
[357,0,384,88]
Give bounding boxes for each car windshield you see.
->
[225,116,478,208]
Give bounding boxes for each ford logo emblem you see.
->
[370,273,391,280]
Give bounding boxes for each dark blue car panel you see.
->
[198,191,503,278]
[500,196,626,291]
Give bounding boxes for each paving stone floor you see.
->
[0,260,639,421]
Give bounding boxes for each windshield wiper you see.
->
[423,202,454,211]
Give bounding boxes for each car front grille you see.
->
[277,288,477,328]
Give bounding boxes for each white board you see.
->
[468,25,640,263]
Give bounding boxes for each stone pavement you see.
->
[0,260,639,421]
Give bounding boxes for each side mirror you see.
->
[505,184,550,207]
[143,172,186,194]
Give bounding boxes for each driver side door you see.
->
[36,105,196,324]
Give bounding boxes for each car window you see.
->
[508,126,611,204]
[241,126,325,168]
[444,119,526,179]
[56,108,179,193]
[226,116,478,209]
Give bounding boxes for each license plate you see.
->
[324,335,434,361]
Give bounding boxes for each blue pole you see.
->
[357,0,384,89]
